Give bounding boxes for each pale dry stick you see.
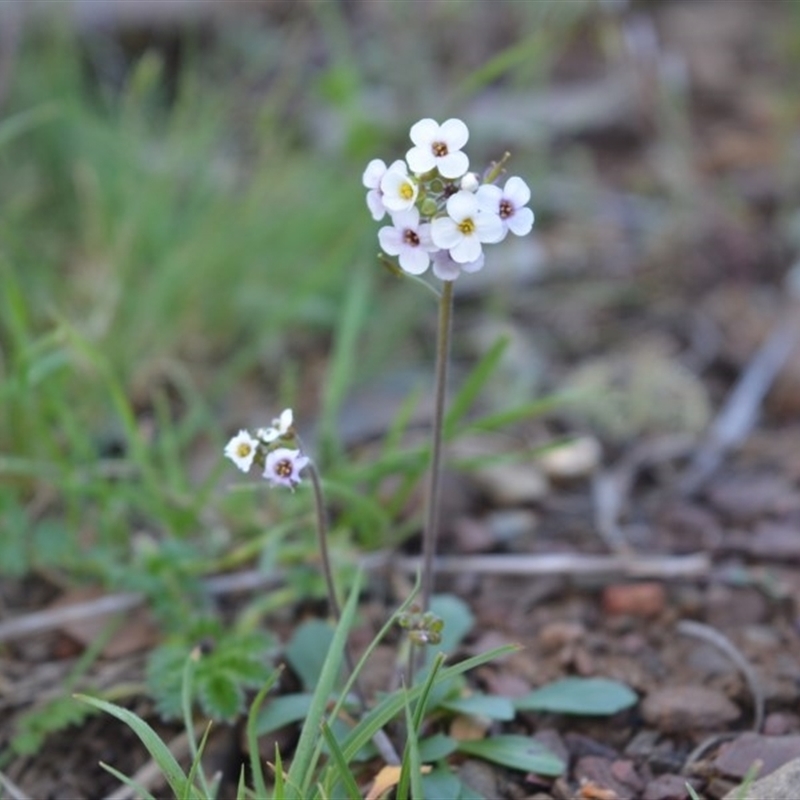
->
[680,313,800,496]
[385,551,711,580]
[0,569,282,643]
[593,433,698,554]
[677,619,764,733]
[0,769,31,800]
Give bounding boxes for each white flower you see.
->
[476,176,534,239]
[431,249,485,281]
[430,190,504,264]
[264,447,309,490]
[224,430,259,472]
[379,162,418,213]
[258,408,294,443]
[363,158,405,221]
[406,118,469,179]
[378,207,437,275]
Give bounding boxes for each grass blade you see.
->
[75,694,191,798]
[287,570,363,797]
[320,721,362,800]
[246,668,283,799]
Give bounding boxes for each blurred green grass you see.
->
[0,3,568,598]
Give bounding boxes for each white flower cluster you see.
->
[363,118,534,281]
[224,408,309,490]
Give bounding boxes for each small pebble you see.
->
[603,583,666,618]
[641,686,740,733]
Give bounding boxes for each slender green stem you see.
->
[304,457,401,765]
[306,460,342,621]
[421,279,454,612]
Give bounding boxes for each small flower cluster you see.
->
[363,118,534,281]
[398,605,444,646]
[224,409,309,490]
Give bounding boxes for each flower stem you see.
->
[306,460,342,621]
[421,279,454,612]
[305,458,400,766]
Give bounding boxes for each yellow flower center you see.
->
[400,182,414,200]
[458,218,476,235]
[432,141,448,157]
[236,443,252,458]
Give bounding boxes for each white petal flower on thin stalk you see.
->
[406,118,469,179]
[476,176,534,239]
[431,249,485,281]
[430,190,504,264]
[378,207,437,275]
[258,408,294,443]
[264,447,309,490]
[224,430,259,473]
[379,162,418,213]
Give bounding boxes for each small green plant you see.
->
[71,114,647,798]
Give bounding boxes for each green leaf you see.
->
[75,694,193,797]
[339,645,518,763]
[197,673,243,721]
[255,693,314,736]
[440,694,515,721]
[11,695,97,755]
[418,733,458,762]
[514,677,638,716]
[285,619,335,691]
[457,735,564,776]
[420,767,462,800]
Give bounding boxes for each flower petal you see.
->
[436,151,469,179]
[461,253,485,273]
[362,158,386,189]
[366,190,386,221]
[432,254,461,281]
[409,118,439,146]
[507,207,534,236]
[451,236,482,263]
[399,247,430,275]
[475,184,502,214]
[446,190,478,222]
[504,176,531,206]
[475,212,505,244]
[440,118,469,150]
[378,226,403,256]
[431,217,461,250]
[406,146,436,175]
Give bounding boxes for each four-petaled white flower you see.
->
[406,118,469,179]
[431,190,504,264]
[224,430,259,473]
[264,447,309,490]
[380,162,418,213]
[378,207,436,275]
[258,408,294,443]
[431,249,485,282]
[476,176,534,240]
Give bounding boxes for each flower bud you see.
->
[420,197,438,218]
[460,172,480,192]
